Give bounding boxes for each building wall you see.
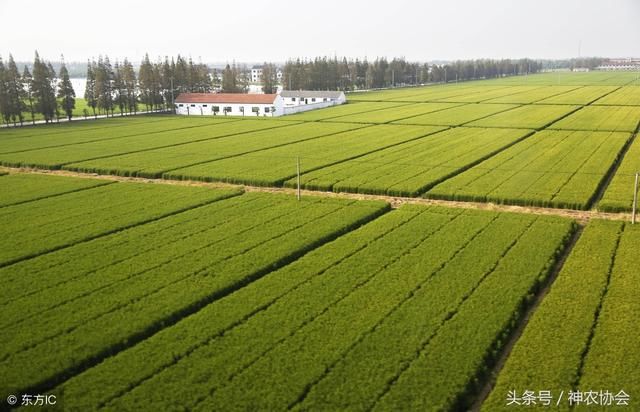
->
[282,93,346,107]
[176,98,284,117]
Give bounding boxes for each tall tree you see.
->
[261,63,278,94]
[121,58,137,114]
[6,55,26,125]
[0,57,8,126]
[113,61,126,115]
[138,54,154,110]
[32,51,57,123]
[57,58,76,120]
[22,66,35,125]
[84,60,97,118]
[221,63,238,93]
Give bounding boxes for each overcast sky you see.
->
[1,0,638,63]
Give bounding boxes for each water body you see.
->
[71,78,86,98]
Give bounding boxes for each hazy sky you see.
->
[1,0,638,63]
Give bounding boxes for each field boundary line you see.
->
[470,224,584,412]
[1,166,635,222]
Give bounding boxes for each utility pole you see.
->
[633,172,639,224]
[170,77,175,114]
[392,69,395,87]
[296,157,301,201]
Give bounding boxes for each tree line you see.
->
[0,52,75,125]
[282,57,542,91]
[2,51,552,126]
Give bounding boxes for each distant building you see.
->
[251,65,263,83]
[175,93,283,117]
[596,58,640,71]
[280,90,346,107]
[251,65,283,83]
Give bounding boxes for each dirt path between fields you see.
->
[1,166,633,223]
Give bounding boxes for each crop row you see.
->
[0,181,240,266]
[49,204,425,410]
[599,134,640,212]
[288,127,532,197]
[536,85,618,105]
[44,206,576,411]
[549,105,640,132]
[593,85,640,106]
[0,173,111,207]
[0,189,387,400]
[51,205,473,410]
[484,85,581,104]
[61,122,362,178]
[0,116,197,155]
[393,103,518,126]
[0,118,298,169]
[284,101,410,121]
[0,193,269,306]
[427,130,631,210]
[483,220,639,411]
[466,104,580,130]
[322,102,460,123]
[163,124,445,186]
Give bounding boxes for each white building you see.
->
[280,90,347,107]
[251,65,263,83]
[175,93,284,117]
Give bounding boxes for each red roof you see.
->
[175,93,278,104]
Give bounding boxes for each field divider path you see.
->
[1,166,635,222]
[470,224,585,412]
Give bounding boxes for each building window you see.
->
[252,107,260,113]
[239,106,244,112]
[311,98,316,102]
[178,104,184,107]
[224,106,232,112]
[291,97,296,102]
[212,106,220,113]
[265,107,270,113]
[190,104,196,107]
[323,98,328,102]
[202,104,208,107]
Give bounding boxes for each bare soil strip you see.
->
[2,166,632,223]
